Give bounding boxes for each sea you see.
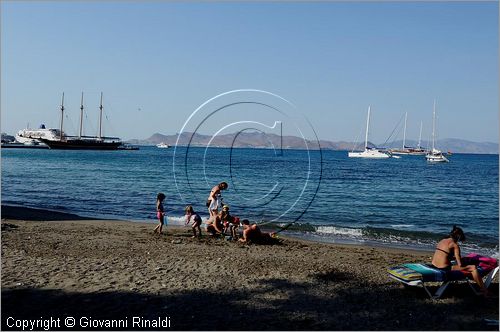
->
[1,146,498,256]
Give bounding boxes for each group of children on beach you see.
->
[154,184,494,296]
[154,181,276,243]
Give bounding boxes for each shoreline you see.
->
[2,204,496,257]
[0,204,432,256]
[1,206,499,330]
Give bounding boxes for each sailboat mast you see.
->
[79,92,84,139]
[432,100,436,151]
[418,121,423,148]
[99,92,103,140]
[59,92,65,141]
[365,106,371,149]
[280,121,283,155]
[403,112,407,149]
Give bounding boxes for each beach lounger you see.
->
[388,253,499,299]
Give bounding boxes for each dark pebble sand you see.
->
[1,206,498,330]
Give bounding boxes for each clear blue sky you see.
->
[1,1,498,143]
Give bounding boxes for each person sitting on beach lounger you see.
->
[206,182,228,219]
[153,193,166,235]
[185,205,202,238]
[239,219,276,244]
[432,225,488,296]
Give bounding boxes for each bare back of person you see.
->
[432,238,457,269]
[208,185,221,201]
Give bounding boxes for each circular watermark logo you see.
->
[173,89,322,227]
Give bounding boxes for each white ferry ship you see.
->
[15,124,62,145]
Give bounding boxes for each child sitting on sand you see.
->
[205,210,224,236]
[184,205,202,238]
[220,205,239,240]
[154,193,166,235]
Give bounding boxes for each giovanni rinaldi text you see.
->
[6,316,172,330]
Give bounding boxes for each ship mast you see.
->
[98,92,103,140]
[418,121,423,149]
[59,92,65,141]
[364,105,371,149]
[432,100,436,152]
[79,92,84,139]
[403,112,407,149]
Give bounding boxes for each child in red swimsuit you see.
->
[154,193,166,234]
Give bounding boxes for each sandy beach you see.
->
[1,206,498,330]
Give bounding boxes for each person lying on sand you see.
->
[185,205,202,238]
[239,219,276,244]
[432,225,489,297]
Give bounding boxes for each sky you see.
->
[1,1,498,143]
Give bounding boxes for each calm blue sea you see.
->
[1,147,498,255]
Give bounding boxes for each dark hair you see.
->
[241,219,250,225]
[219,182,228,189]
[450,225,465,242]
[157,193,166,201]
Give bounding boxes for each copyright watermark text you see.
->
[5,316,171,330]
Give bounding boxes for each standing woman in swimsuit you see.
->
[154,193,166,234]
[206,182,228,218]
[431,225,488,296]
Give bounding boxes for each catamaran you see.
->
[348,106,391,159]
[39,92,123,150]
[425,100,449,163]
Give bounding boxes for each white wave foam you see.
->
[166,214,210,226]
[390,224,415,229]
[315,226,363,237]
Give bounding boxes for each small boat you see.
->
[1,142,49,149]
[425,100,449,163]
[39,92,123,150]
[426,148,449,162]
[156,142,170,148]
[118,144,139,150]
[348,106,391,159]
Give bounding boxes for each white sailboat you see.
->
[425,100,449,163]
[348,106,391,159]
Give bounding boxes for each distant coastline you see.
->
[3,131,497,154]
[126,132,499,154]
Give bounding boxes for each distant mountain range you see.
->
[127,132,499,154]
